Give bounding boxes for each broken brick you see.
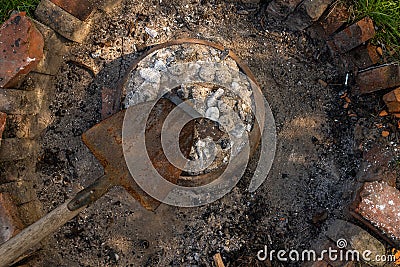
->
[0,192,23,244]
[50,0,94,21]
[349,44,381,69]
[383,88,400,113]
[0,138,37,162]
[0,12,44,88]
[329,17,375,54]
[35,0,93,43]
[354,181,400,244]
[0,89,41,115]
[356,64,400,94]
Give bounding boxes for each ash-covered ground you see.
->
[30,0,399,266]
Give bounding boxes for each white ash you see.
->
[123,44,255,175]
[139,68,161,83]
[206,88,224,107]
[205,107,220,121]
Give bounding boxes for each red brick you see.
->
[0,112,6,139]
[330,17,375,54]
[50,0,94,21]
[355,181,400,243]
[0,192,23,244]
[356,64,400,94]
[349,44,381,69]
[0,12,44,88]
[383,88,400,113]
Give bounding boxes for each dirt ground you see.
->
[25,0,399,266]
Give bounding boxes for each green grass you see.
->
[351,0,400,60]
[0,0,40,24]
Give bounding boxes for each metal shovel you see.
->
[0,98,195,267]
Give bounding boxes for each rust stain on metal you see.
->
[82,99,194,210]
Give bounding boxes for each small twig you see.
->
[213,253,226,267]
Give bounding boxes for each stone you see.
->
[303,0,333,22]
[0,192,23,244]
[383,88,400,113]
[0,138,37,162]
[0,12,44,88]
[326,219,386,266]
[35,0,93,43]
[286,0,334,30]
[266,0,303,19]
[354,181,400,243]
[329,17,375,54]
[50,0,94,21]
[0,89,41,115]
[356,64,400,94]
[349,44,381,69]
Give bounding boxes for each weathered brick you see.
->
[35,0,93,43]
[0,138,37,162]
[0,89,41,115]
[349,44,381,69]
[17,199,43,225]
[0,192,23,244]
[266,0,303,19]
[383,88,400,113]
[355,181,400,243]
[0,12,44,88]
[356,64,400,94]
[32,20,68,76]
[319,2,350,36]
[330,17,375,54]
[50,0,94,21]
[0,160,36,185]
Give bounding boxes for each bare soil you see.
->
[26,0,399,266]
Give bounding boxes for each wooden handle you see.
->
[0,201,85,267]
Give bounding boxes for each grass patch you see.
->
[351,0,400,61]
[0,0,40,24]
